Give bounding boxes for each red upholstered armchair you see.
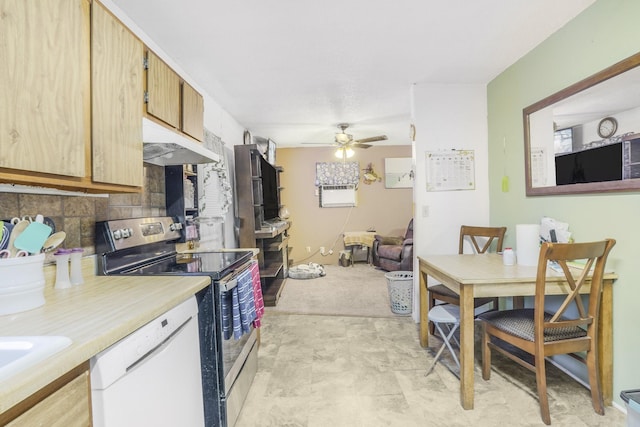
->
[372,219,413,271]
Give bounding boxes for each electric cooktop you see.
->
[121,251,254,280]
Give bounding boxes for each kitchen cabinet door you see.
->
[146,50,180,129]
[3,364,91,427]
[91,2,144,187]
[181,82,204,141]
[0,0,89,177]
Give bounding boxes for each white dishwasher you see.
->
[90,296,205,427]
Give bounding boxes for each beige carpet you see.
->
[267,263,406,318]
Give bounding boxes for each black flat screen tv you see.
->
[555,142,622,185]
[259,156,279,221]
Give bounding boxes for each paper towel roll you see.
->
[516,224,540,266]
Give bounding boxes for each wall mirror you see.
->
[524,51,640,196]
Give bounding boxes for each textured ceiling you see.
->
[110,0,595,147]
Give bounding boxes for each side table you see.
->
[343,231,377,264]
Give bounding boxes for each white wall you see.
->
[411,83,491,320]
[488,0,640,404]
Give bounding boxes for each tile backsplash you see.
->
[0,164,166,256]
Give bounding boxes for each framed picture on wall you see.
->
[267,139,276,165]
[384,157,414,188]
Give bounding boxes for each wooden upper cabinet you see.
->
[181,82,204,141]
[91,2,143,187]
[0,0,89,177]
[146,50,181,129]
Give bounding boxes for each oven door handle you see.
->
[220,277,238,292]
[218,260,255,293]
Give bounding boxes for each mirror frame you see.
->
[524,51,640,196]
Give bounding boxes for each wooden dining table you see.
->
[418,253,618,410]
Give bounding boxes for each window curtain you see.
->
[315,161,359,186]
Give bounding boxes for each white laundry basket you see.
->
[385,271,413,315]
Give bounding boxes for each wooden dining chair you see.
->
[478,238,616,425]
[427,225,506,333]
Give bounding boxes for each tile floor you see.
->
[235,312,626,427]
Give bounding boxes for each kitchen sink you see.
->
[0,336,72,382]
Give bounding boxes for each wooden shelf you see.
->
[235,144,289,307]
[255,221,290,239]
[262,278,286,306]
[165,165,198,243]
[261,260,283,278]
[264,236,289,252]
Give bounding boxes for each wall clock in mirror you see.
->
[597,117,618,139]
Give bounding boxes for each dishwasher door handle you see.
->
[126,316,193,372]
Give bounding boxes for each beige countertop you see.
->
[0,256,210,414]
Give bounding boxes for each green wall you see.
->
[488,0,640,406]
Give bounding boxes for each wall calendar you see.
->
[425,150,475,191]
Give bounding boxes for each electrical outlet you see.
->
[320,246,325,255]
[306,246,311,253]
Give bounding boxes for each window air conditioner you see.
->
[319,185,357,208]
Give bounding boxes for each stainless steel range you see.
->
[95,217,259,427]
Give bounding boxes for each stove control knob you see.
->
[170,223,183,231]
[122,228,131,238]
[113,229,122,240]
[127,227,134,237]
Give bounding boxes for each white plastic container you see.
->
[0,253,46,315]
[621,390,640,427]
[54,249,72,290]
[502,248,516,265]
[70,248,84,286]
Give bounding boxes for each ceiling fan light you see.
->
[335,147,355,159]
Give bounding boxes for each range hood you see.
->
[142,118,220,166]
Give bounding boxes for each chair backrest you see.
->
[458,225,506,254]
[534,239,616,340]
[404,219,414,240]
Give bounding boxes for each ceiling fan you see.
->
[303,123,388,149]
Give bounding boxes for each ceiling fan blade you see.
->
[354,135,388,143]
[352,143,372,149]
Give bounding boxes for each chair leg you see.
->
[441,323,460,369]
[428,293,436,335]
[534,351,551,425]
[481,324,491,380]
[426,322,460,375]
[586,347,605,415]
